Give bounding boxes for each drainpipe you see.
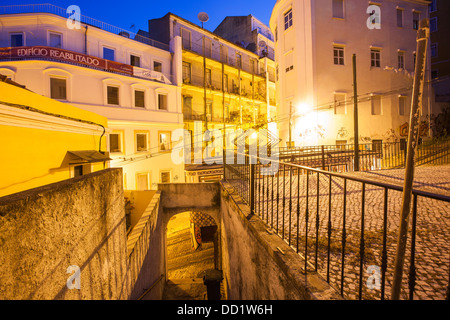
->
[84,25,88,55]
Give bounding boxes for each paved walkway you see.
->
[231,165,450,300]
[163,212,217,300]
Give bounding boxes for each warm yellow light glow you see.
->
[296,103,310,116]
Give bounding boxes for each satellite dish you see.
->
[198,12,209,23]
[258,40,267,48]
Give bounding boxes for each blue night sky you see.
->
[4,0,277,33]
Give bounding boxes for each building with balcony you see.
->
[270,0,434,148]
[146,13,278,180]
[214,14,275,60]
[0,4,185,190]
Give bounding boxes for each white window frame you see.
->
[333,46,345,65]
[48,31,63,49]
[370,48,381,68]
[371,94,382,115]
[160,170,172,184]
[153,60,163,72]
[103,46,116,61]
[10,32,25,47]
[334,92,347,115]
[136,172,151,191]
[130,53,142,67]
[284,8,293,30]
[109,131,124,154]
[135,131,150,153]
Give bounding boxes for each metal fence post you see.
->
[249,161,255,216]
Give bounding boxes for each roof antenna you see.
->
[198,12,209,29]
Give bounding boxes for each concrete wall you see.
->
[220,181,343,300]
[126,191,165,300]
[0,168,128,300]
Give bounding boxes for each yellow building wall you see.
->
[0,81,108,197]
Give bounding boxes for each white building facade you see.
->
[0,6,185,190]
[270,0,433,147]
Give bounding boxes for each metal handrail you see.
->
[0,3,169,51]
[225,151,450,300]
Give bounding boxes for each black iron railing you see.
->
[278,139,450,172]
[224,152,450,300]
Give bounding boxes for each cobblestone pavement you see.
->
[229,165,450,300]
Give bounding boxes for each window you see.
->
[135,132,149,152]
[107,86,119,105]
[413,11,420,30]
[158,93,168,110]
[160,171,171,184]
[332,0,345,19]
[371,95,382,115]
[136,173,150,191]
[220,46,228,63]
[371,49,381,68]
[134,90,145,108]
[159,131,171,152]
[430,0,437,13]
[183,96,193,117]
[72,164,92,178]
[10,33,23,47]
[130,55,141,67]
[49,32,62,48]
[103,47,115,61]
[333,46,344,65]
[431,43,438,58]
[431,70,438,79]
[206,101,213,121]
[430,17,437,32]
[396,9,403,28]
[398,51,405,69]
[334,93,346,114]
[109,133,122,153]
[74,165,83,178]
[181,29,191,50]
[50,78,67,100]
[398,96,407,116]
[182,61,191,83]
[223,74,229,93]
[284,9,293,30]
[154,61,162,72]
[204,38,212,58]
[236,53,242,68]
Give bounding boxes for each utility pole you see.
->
[289,101,292,148]
[391,18,429,300]
[352,54,360,171]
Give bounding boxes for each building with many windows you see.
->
[270,0,434,147]
[146,13,277,180]
[0,4,185,190]
[429,0,450,110]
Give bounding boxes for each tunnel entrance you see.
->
[163,211,221,300]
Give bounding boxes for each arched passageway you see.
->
[163,211,220,300]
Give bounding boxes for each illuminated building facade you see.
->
[270,0,434,147]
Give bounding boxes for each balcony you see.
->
[0,4,169,51]
[182,41,266,79]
